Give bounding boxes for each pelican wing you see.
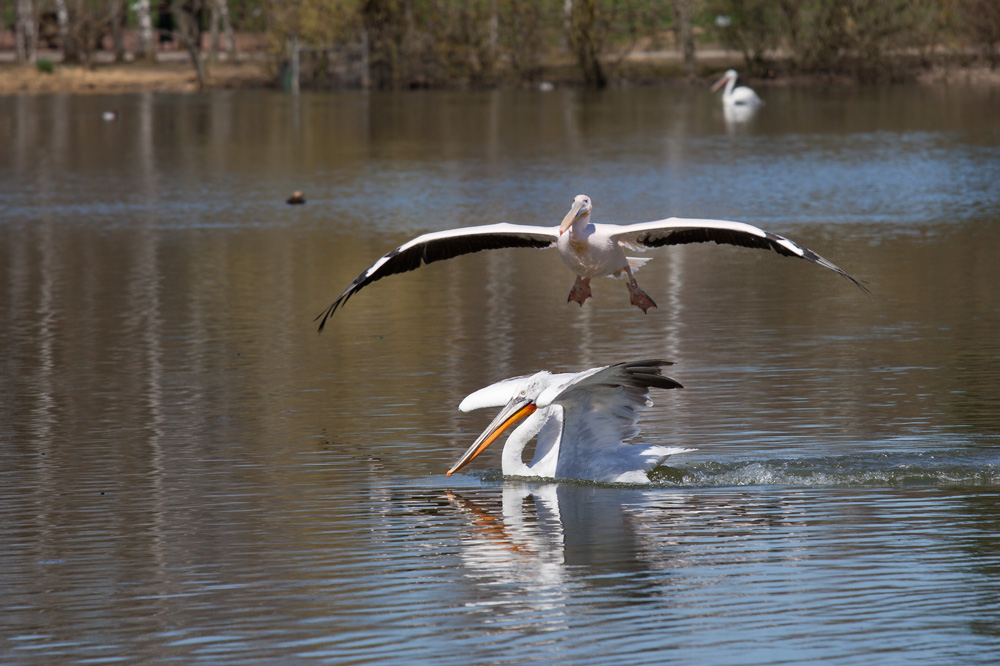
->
[316,223,558,330]
[610,218,869,295]
[731,86,762,106]
[539,360,684,481]
[542,359,682,401]
[543,360,682,453]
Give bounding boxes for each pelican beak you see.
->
[710,74,730,92]
[559,198,588,235]
[446,399,537,477]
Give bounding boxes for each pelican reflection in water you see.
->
[447,360,693,484]
[446,484,655,595]
[316,194,867,330]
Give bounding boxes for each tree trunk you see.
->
[215,0,236,60]
[135,0,156,60]
[571,0,605,87]
[208,0,219,60]
[173,0,207,89]
[15,0,37,63]
[488,0,498,66]
[562,0,572,51]
[674,0,695,77]
[54,0,80,63]
[362,0,405,88]
[110,0,127,62]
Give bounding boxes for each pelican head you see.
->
[446,373,551,476]
[559,194,592,235]
[711,69,738,92]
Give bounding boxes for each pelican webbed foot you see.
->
[567,276,592,306]
[627,280,657,314]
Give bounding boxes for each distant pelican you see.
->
[711,69,762,108]
[316,194,867,330]
[446,359,693,483]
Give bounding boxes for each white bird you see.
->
[316,194,867,330]
[711,69,762,108]
[446,359,693,484]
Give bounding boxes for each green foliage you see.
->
[795,0,932,80]
[710,0,785,75]
[265,0,1000,87]
[269,0,682,88]
[501,0,552,80]
[36,58,55,74]
[266,0,363,52]
[420,0,502,85]
[711,0,963,80]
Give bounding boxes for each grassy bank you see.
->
[0,58,274,95]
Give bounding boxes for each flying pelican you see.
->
[446,359,694,484]
[711,69,762,108]
[316,194,867,330]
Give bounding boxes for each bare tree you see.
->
[53,0,75,61]
[209,0,236,61]
[562,0,572,50]
[569,0,606,87]
[173,0,208,88]
[503,0,545,79]
[712,0,781,76]
[960,0,1000,67]
[135,0,156,60]
[109,0,127,61]
[487,0,497,64]
[16,0,38,63]
[674,0,695,77]
[362,0,407,88]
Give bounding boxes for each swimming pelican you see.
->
[316,195,867,330]
[711,69,762,108]
[446,359,693,484]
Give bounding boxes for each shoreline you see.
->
[2,51,998,96]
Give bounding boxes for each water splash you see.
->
[657,450,1000,488]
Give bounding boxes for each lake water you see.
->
[1,84,999,664]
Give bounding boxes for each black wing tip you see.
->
[314,298,346,333]
[315,309,332,333]
[633,373,684,390]
[641,227,871,299]
[774,235,873,299]
[845,273,874,299]
[619,360,683,391]
[620,359,675,371]
[814,257,873,299]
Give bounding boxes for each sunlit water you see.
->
[1,85,999,664]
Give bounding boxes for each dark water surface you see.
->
[2,85,999,664]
